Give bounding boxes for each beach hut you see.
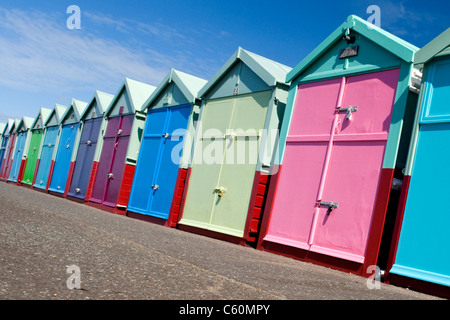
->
[87,78,156,213]
[256,15,421,277]
[0,119,19,181]
[176,47,291,245]
[66,91,114,201]
[47,99,88,196]
[33,104,68,191]
[386,28,450,298]
[21,108,52,187]
[127,69,207,225]
[7,116,34,184]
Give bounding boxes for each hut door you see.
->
[130,105,191,218]
[91,114,134,206]
[0,135,8,170]
[180,91,270,237]
[148,105,191,218]
[49,123,79,192]
[265,69,399,263]
[69,118,102,198]
[9,132,27,181]
[33,126,59,188]
[22,130,43,184]
[0,134,15,179]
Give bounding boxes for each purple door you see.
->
[90,114,134,207]
[68,117,103,199]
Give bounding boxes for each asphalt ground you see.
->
[0,181,444,316]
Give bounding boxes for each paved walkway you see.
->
[0,182,441,303]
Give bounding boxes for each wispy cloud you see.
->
[0,7,192,97]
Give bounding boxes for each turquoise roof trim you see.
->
[198,47,292,98]
[415,27,450,65]
[286,15,419,83]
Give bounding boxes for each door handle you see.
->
[87,140,92,146]
[337,106,358,120]
[107,173,114,179]
[117,129,123,135]
[214,187,227,197]
[317,201,339,215]
[151,184,159,190]
[162,133,169,139]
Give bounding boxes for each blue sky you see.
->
[0,0,448,124]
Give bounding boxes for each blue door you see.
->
[68,117,103,199]
[0,136,9,174]
[8,131,28,182]
[48,123,79,193]
[128,104,191,219]
[390,57,450,287]
[34,126,59,189]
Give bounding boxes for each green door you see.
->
[22,129,43,185]
[179,90,270,238]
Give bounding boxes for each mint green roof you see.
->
[44,104,68,127]
[81,90,114,120]
[144,69,207,108]
[198,47,292,98]
[415,27,450,65]
[4,119,16,135]
[286,15,419,83]
[105,77,156,117]
[15,116,34,133]
[61,98,88,123]
[30,107,52,130]
[0,122,6,136]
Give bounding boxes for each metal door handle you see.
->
[214,187,227,197]
[318,201,339,215]
[87,140,92,146]
[117,129,123,135]
[337,106,358,120]
[151,184,159,190]
[107,173,114,179]
[162,133,169,139]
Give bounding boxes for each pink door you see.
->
[264,69,399,263]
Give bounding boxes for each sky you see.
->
[0,0,448,124]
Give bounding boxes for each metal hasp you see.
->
[317,201,339,215]
[337,106,358,120]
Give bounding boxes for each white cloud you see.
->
[0,7,169,95]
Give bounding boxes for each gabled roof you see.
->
[286,15,419,83]
[105,78,156,116]
[15,116,34,133]
[44,104,68,127]
[30,107,52,130]
[198,47,292,98]
[80,91,114,120]
[5,119,16,135]
[144,69,208,108]
[61,98,88,123]
[0,122,6,136]
[415,27,450,65]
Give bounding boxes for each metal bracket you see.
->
[318,201,339,215]
[337,106,358,120]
